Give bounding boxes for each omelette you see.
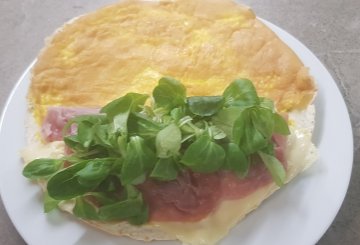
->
[22,0,317,244]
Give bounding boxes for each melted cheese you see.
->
[29,0,315,123]
[21,141,65,164]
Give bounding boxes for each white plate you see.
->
[0,19,353,245]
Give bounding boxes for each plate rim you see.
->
[261,18,354,244]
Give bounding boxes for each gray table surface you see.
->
[0,0,359,244]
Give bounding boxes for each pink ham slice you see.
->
[138,171,222,222]
[41,107,99,142]
[220,166,272,200]
[41,107,287,222]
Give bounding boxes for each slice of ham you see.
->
[273,134,288,169]
[138,171,222,222]
[41,106,287,222]
[220,165,272,200]
[41,107,99,142]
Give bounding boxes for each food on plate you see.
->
[21,0,317,244]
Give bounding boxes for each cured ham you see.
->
[41,107,99,142]
[139,171,222,222]
[273,134,287,167]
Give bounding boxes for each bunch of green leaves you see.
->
[22,77,290,224]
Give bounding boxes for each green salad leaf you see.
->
[43,192,60,213]
[47,160,90,200]
[223,79,259,107]
[258,151,286,186]
[155,123,182,158]
[259,97,275,111]
[153,77,186,110]
[23,159,63,179]
[225,143,249,177]
[98,185,146,223]
[212,107,244,138]
[273,113,291,135]
[127,205,149,225]
[181,135,226,173]
[150,157,179,181]
[121,136,156,185]
[101,93,148,134]
[73,196,100,220]
[128,112,164,139]
[77,121,95,148]
[76,159,113,187]
[187,96,224,117]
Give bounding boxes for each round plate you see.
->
[0,19,353,245]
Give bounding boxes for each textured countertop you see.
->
[0,0,359,244]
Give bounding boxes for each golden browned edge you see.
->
[24,0,317,243]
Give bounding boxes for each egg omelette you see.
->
[29,0,315,124]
